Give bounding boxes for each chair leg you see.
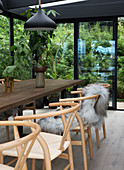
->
[5,118,9,142]
[42,160,45,170]
[67,143,74,170]
[79,121,88,170]
[103,121,106,138]
[88,127,93,159]
[32,159,35,170]
[95,128,100,149]
[80,132,88,170]
[6,126,10,142]
[0,153,4,164]
[33,101,36,123]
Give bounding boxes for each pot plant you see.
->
[29,31,51,88]
[23,8,58,88]
[2,65,17,93]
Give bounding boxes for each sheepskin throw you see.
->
[38,84,109,133]
[79,84,109,128]
[0,108,18,120]
[82,84,109,117]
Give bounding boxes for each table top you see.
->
[0,79,83,112]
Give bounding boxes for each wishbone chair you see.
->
[0,121,40,170]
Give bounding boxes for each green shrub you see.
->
[117,81,124,99]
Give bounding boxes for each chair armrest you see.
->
[71,90,82,97]
[77,88,83,91]
[14,79,21,82]
[49,102,79,107]
[71,91,82,94]
[15,102,80,121]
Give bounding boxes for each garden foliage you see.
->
[0,16,123,99]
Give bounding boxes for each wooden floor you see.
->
[1,109,124,170]
[88,110,124,170]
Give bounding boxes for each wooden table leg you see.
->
[18,106,23,136]
[61,89,66,99]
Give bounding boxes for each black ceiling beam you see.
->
[48,1,124,20]
[2,10,26,21]
[2,0,8,9]
[1,0,124,21]
[55,16,118,24]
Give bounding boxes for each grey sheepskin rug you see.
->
[79,84,109,128]
[0,108,18,120]
[38,84,109,134]
[38,115,78,134]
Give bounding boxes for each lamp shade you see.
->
[24,7,56,31]
[0,0,4,13]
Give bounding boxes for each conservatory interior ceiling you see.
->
[1,0,124,21]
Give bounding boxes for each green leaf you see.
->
[2,65,17,77]
[20,12,26,16]
[10,45,17,51]
[27,12,31,19]
[51,11,56,17]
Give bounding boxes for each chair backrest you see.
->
[49,102,81,150]
[0,121,40,170]
[14,102,81,151]
[59,95,101,127]
[77,83,110,91]
[83,84,109,116]
[100,84,110,90]
[75,84,110,115]
[60,95,100,109]
[87,83,110,89]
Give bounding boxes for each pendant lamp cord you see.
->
[39,0,41,7]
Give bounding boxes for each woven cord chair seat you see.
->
[0,164,14,170]
[3,132,70,161]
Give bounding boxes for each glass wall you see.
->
[79,21,115,108]
[0,16,32,80]
[13,19,32,80]
[46,23,74,80]
[117,19,124,109]
[0,16,10,78]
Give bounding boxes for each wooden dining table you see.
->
[0,79,83,113]
[0,79,83,135]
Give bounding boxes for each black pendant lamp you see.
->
[24,0,56,31]
[0,0,4,13]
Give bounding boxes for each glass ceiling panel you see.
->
[29,0,87,8]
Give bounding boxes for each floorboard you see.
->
[0,109,124,170]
